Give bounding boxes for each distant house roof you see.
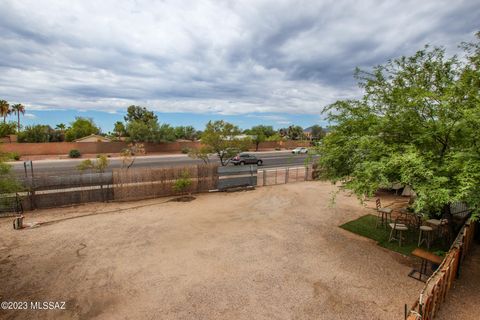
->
[74,134,111,142]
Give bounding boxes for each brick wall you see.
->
[1,140,311,156]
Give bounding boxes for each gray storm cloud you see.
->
[0,0,478,115]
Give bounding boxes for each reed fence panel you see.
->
[112,164,218,201]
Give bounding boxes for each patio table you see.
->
[408,248,443,282]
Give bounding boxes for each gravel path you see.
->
[0,181,422,319]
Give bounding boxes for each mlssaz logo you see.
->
[30,301,66,310]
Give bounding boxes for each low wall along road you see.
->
[0,140,310,156]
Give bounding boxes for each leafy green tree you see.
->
[0,100,10,123]
[65,117,100,141]
[0,122,17,137]
[11,104,25,132]
[245,125,276,151]
[188,146,211,164]
[309,125,326,140]
[113,121,126,138]
[316,34,480,220]
[286,125,305,140]
[18,124,53,142]
[266,133,282,142]
[126,119,176,143]
[200,120,250,166]
[174,125,197,140]
[124,105,158,124]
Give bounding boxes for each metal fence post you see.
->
[285,167,289,184]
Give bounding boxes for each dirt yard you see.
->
[0,181,422,320]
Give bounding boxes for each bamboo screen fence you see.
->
[112,164,219,201]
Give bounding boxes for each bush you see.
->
[0,152,20,161]
[10,152,20,161]
[69,149,81,158]
[18,124,54,142]
[173,171,192,195]
[0,122,17,137]
[181,147,190,154]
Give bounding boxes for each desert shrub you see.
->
[173,171,192,195]
[181,147,190,154]
[69,149,81,158]
[0,122,17,137]
[9,152,20,161]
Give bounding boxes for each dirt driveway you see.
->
[0,181,422,319]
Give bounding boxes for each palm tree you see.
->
[0,100,10,123]
[11,103,25,132]
[55,123,66,132]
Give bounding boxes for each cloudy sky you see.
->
[0,0,478,131]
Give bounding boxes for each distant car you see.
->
[292,147,308,154]
[231,153,263,166]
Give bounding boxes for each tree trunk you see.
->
[17,113,20,132]
[443,203,454,244]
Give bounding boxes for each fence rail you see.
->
[112,164,218,201]
[257,165,312,186]
[406,218,477,320]
[1,164,313,213]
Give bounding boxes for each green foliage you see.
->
[309,125,326,140]
[113,121,126,137]
[173,171,192,195]
[0,122,17,137]
[65,117,100,142]
[11,103,25,132]
[124,105,158,124]
[245,125,275,151]
[18,124,53,142]
[121,143,145,169]
[181,147,190,154]
[0,148,22,204]
[0,100,10,123]
[187,146,211,164]
[77,154,109,173]
[266,133,282,142]
[174,126,197,140]
[5,152,20,161]
[281,125,305,140]
[126,119,176,143]
[317,34,480,218]
[200,120,250,166]
[69,149,81,158]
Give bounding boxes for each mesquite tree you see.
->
[316,33,480,220]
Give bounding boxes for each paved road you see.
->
[11,151,318,175]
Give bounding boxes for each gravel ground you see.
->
[436,245,480,320]
[0,181,422,320]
